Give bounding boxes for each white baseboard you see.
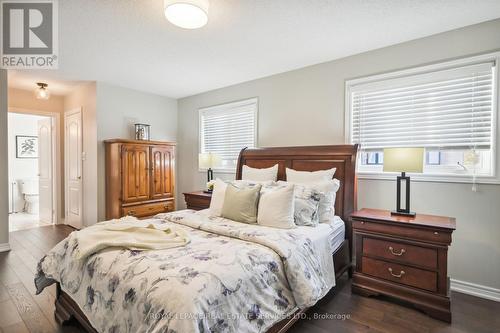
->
[451,279,500,302]
[0,243,11,253]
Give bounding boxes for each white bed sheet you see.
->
[295,215,345,253]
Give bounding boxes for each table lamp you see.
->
[199,152,221,183]
[383,148,424,217]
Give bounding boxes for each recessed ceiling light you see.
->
[164,0,209,29]
[35,82,50,100]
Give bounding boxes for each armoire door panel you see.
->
[151,147,174,199]
[122,145,150,203]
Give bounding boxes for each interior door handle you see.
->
[77,176,82,180]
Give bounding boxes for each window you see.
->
[199,98,258,171]
[346,53,499,183]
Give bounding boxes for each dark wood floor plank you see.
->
[0,299,24,328]
[2,249,60,331]
[9,232,47,261]
[0,254,22,287]
[7,237,40,274]
[0,284,10,303]
[2,321,30,333]
[6,283,55,333]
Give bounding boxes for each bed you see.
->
[39,144,359,333]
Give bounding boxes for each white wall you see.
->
[96,82,177,221]
[177,19,500,292]
[7,113,48,212]
[0,69,8,247]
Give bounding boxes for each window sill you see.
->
[357,172,500,185]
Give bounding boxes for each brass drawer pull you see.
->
[388,267,405,278]
[388,246,406,256]
[127,210,136,216]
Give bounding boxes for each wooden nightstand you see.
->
[183,191,212,210]
[351,208,456,322]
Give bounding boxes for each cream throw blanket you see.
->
[73,217,190,259]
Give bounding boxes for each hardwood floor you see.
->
[1,225,499,333]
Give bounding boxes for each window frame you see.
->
[198,97,259,173]
[345,52,500,184]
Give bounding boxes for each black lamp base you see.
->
[391,210,416,217]
[393,172,417,217]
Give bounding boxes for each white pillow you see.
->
[279,179,340,223]
[242,164,279,181]
[257,183,296,229]
[307,179,340,223]
[286,167,336,183]
[208,178,228,217]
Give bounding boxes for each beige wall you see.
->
[64,82,98,227]
[96,83,177,221]
[8,88,66,221]
[8,87,64,113]
[178,19,500,291]
[0,70,8,246]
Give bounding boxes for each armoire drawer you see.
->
[122,201,174,218]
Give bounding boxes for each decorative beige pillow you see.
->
[221,183,262,224]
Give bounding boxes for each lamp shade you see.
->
[199,152,221,169]
[383,148,424,173]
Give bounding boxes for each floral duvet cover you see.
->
[36,210,336,333]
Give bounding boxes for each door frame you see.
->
[64,108,83,229]
[8,107,61,225]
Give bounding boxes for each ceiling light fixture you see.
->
[35,82,50,100]
[164,0,209,29]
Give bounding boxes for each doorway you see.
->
[8,111,59,232]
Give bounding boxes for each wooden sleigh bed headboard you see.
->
[235,144,359,222]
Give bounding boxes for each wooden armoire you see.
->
[105,139,175,219]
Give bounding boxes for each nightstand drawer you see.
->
[363,237,437,270]
[361,257,437,292]
[353,219,451,244]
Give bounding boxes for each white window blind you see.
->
[350,62,495,150]
[200,98,257,169]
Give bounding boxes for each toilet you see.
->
[20,179,39,215]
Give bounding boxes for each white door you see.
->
[38,118,53,224]
[65,109,83,229]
